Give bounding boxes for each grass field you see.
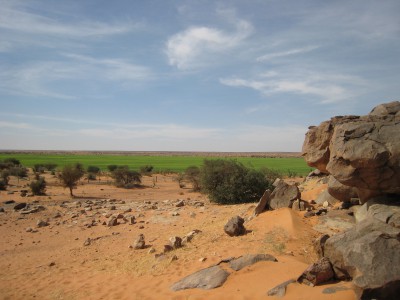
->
[0,153,312,176]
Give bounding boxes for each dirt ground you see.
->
[0,172,356,300]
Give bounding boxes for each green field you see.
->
[0,153,312,176]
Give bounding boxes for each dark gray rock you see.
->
[324,217,400,297]
[107,216,118,226]
[14,202,27,210]
[253,189,271,216]
[224,216,246,237]
[313,234,330,259]
[0,207,4,213]
[327,175,358,202]
[267,279,296,297]
[169,236,182,249]
[36,219,49,227]
[316,190,339,206]
[297,257,335,286]
[269,181,300,209]
[171,265,230,291]
[229,254,277,271]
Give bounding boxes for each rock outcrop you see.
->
[302,101,400,203]
[269,181,300,209]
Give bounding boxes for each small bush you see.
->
[59,163,85,197]
[87,166,100,174]
[140,165,154,175]
[107,165,118,172]
[30,177,46,195]
[260,167,283,183]
[111,166,141,188]
[0,180,7,190]
[286,169,298,178]
[200,159,271,204]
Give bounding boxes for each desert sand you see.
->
[0,172,356,299]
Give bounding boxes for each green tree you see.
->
[140,165,154,175]
[59,164,85,197]
[200,159,270,204]
[112,166,141,188]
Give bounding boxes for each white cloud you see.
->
[166,18,253,69]
[220,71,366,104]
[256,46,319,62]
[0,2,137,38]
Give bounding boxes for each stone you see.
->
[316,190,339,206]
[304,211,316,218]
[171,265,230,291]
[175,200,185,207]
[107,216,118,227]
[269,181,300,209]
[224,216,246,237]
[297,257,335,286]
[163,245,173,253]
[327,175,358,202]
[253,189,271,216]
[267,279,296,297]
[313,234,330,259]
[229,254,277,271]
[83,238,91,246]
[324,217,400,297]
[14,202,27,210]
[169,236,182,249]
[0,207,4,213]
[36,220,49,227]
[302,101,400,203]
[133,234,146,250]
[292,199,306,211]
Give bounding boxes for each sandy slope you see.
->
[0,174,355,300]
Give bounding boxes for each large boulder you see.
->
[323,217,400,299]
[302,101,400,203]
[269,181,300,209]
[327,175,358,202]
[224,216,246,236]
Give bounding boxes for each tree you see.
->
[59,164,85,197]
[0,170,9,190]
[87,166,100,174]
[200,159,270,204]
[30,176,46,195]
[140,165,154,175]
[111,165,141,188]
[184,166,201,191]
[107,165,118,172]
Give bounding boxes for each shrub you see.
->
[87,166,100,174]
[140,165,154,175]
[260,167,283,183]
[200,159,270,204]
[107,165,118,172]
[174,173,185,188]
[33,163,58,173]
[184,166,201,191]
[111,166,141,188]
[59,163,85,197]
[0,180,6,190]
[30,177,46,195]
[87,173,97,181]
[287,169,298,178]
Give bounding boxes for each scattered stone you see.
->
[292,199,306,211]
[3,200,15,204]
[175,200,185,207]
[304,211,316,218]
[36,220,49,228]
[322,285,350,294]
[148,247,156,254]
[48,262,56,267]
[163,244,173,253]
[83,238,91,246]
[229,254,277,271]
[297,257,335,286]
[199,257,207,262]
[107,216,118,227]
[133,234,146,250]
[267,279,296,297]
[170,255,178,262]
[253,189,271,216]
[172,211,180,216]
[14,203,27,210]
[0,207,4,213]
[169,236,182,249]
[109,205,116,210]
[171,265,230,291]
[224,216,246,237]
[25,227,33,232]
[189,212,196,218]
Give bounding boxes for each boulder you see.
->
[315,190,339,206]
[313,234,330,259]
[269,181,300,209]
[171,265,230,291]
[169,236,182,249]
[327,175,358,202]
[302,101,400,203]
[253,189,271,216]
[323,217,400,298]
[224,216,246,237]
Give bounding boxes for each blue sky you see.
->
[1,0,399,152]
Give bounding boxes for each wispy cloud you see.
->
[0,1,138,38]
[220,71,367,104]
[166,13,253,69]
[256,46,319,62]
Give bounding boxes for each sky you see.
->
[0,0,399,152]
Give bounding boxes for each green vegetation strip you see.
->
[0,153,311,176]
